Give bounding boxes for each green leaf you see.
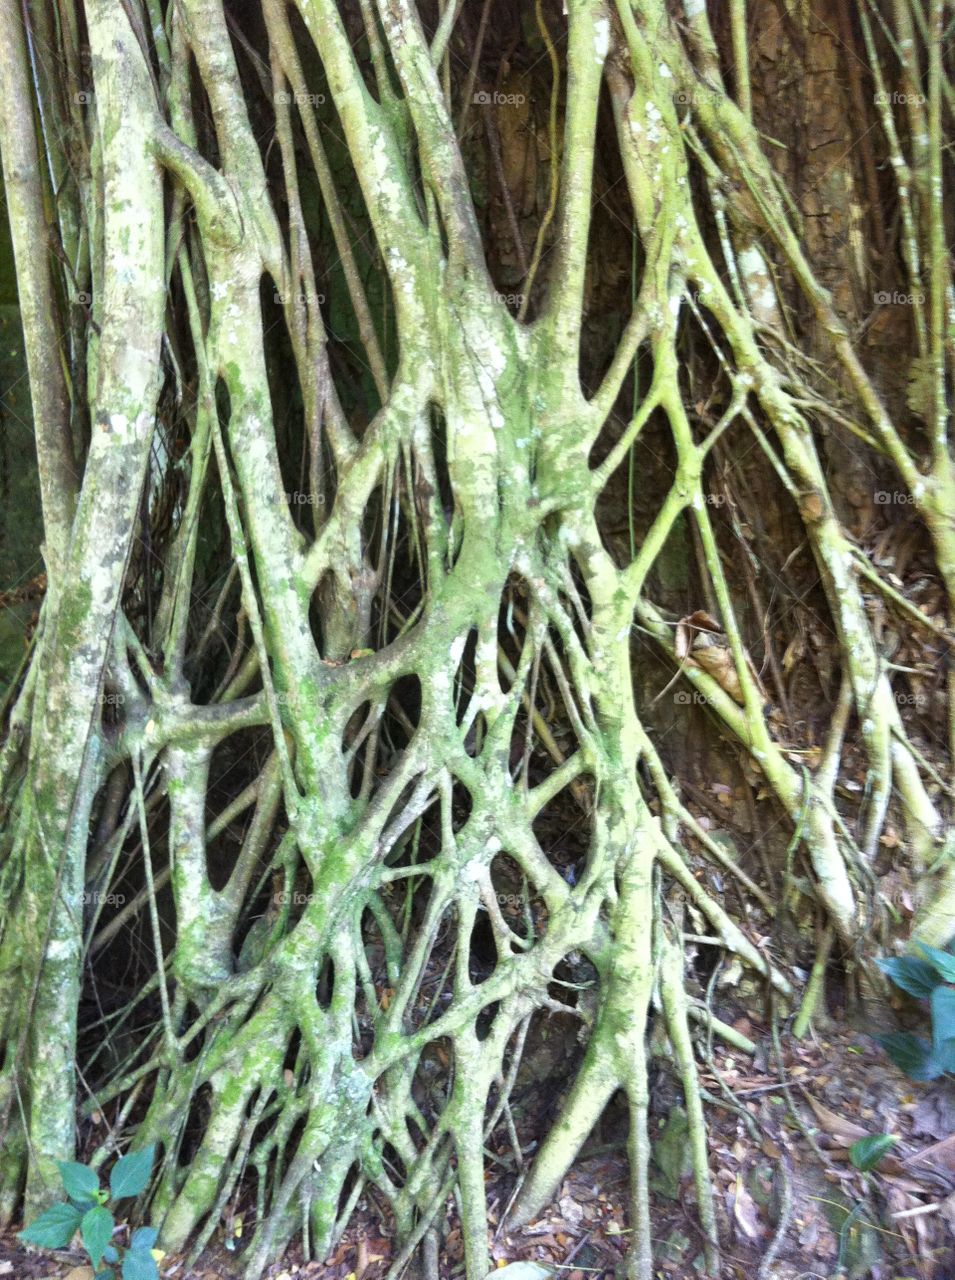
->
[81,1205,115,1269]
[849,1133,897,1171]
[18,1201,83,1249]
[938,1036,955,1074]
[104,1244,120,1263]
[57,1160,100,1206]
[877,1031,943,1080]
[109,1145,156,1200]
[876,956,940,998]
[931,985,955,1048]
[129,1226,158,1252]
[916,943,955,983]
[122,1249,160,1280]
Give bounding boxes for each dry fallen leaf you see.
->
[690,636,745,702]
[675,610,721,661]
[803,1093,869,1145]
[732,1177,763,1241]
[903,1131,955,1174]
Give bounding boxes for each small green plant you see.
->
[18,1145,158,1279]
[876,941,955,1080]
[848,1133,896,1171]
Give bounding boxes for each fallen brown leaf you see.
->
[802,1093,869,1145]
[903,1132,955,1174]
[733,1179,763,1241]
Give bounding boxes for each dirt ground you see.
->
[3,1023,953,1280]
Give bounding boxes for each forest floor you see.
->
[3,1026,953,1280]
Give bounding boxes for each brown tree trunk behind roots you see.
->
[0,0,952,1277]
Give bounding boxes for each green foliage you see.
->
[83,1206,114,1270]
[109,1146,156,1200]
[877,940,955,1080]
[18,1200,84,1248]
[18,1148,158,1280]
[875,956,938,998]
[848,1134,896,1172]
[58,1159,101,1206]
[915,943,955,983]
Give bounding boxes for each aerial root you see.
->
[659,926,719,1276]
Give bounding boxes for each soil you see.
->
[4,1027,953,1280]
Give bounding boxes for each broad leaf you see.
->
[877,1031,943,1080]
[849,1133,896,1171]
[82,1205,115,1269]
[916,943,955,983]
[129,1226,158,1252]
[931,985,955,1048]
[876,956,939,998]
[57,1160,100,1205]
[104,1244,120,1263]
[18,1200,83,1249]
[938,1036,955,1074]
[109,1145,155,1200]
[122,1249,160,1280]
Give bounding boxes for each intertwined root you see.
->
[0,0,951,1276]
